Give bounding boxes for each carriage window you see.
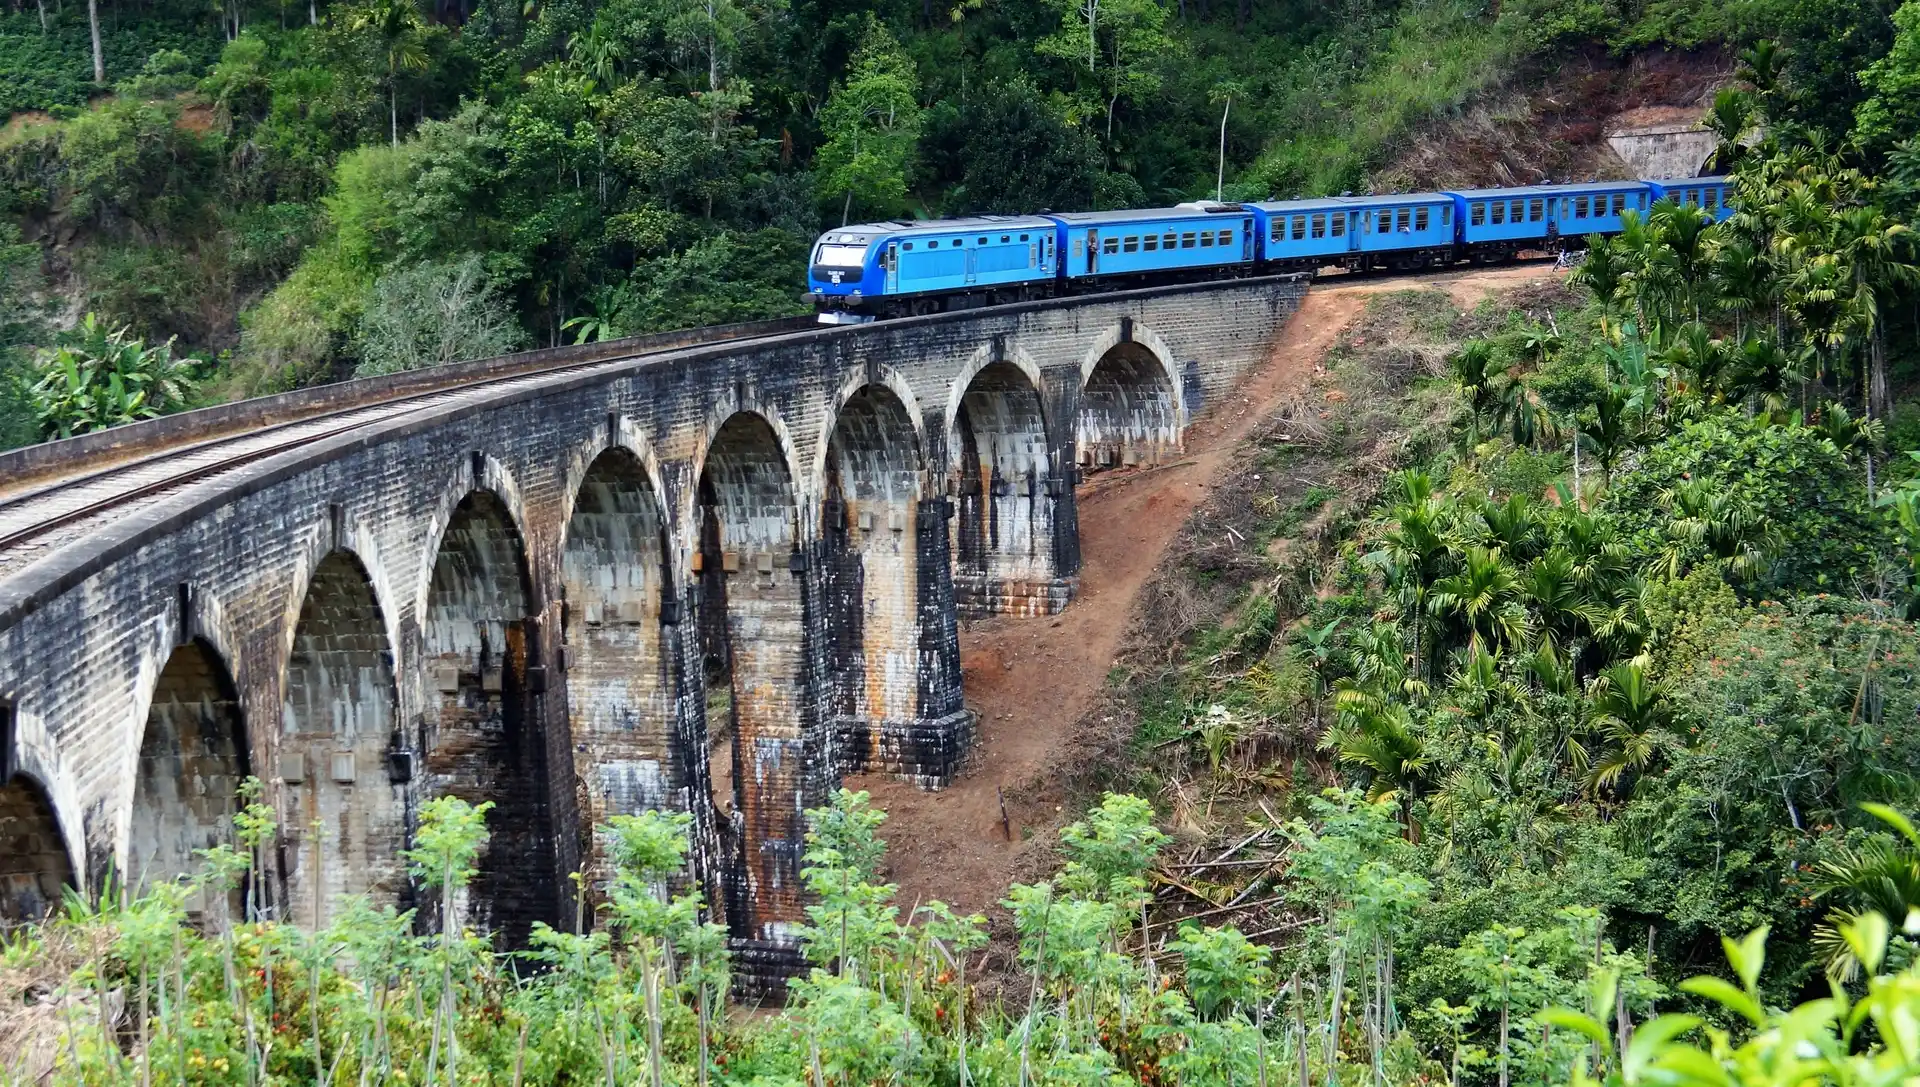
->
[1529,199,1544,221]
[1442,204,1452,225]
[1292,215,1306,240]
[902,242,913,251]
[1182,232,1196,248]
[1611,193,1625,215]
[1311,213,1327,238]
[1217,229,1233,245]
[1271,222,1283,241]
[1020,233,1029,241]
[1072,239,1083,256]
[1415,207,1430,231]
[1393,208,1407,232]
[1575,196,1590,218]
[1200,231,1214,247]
[1491,201,1506,225]
[1705,188,1719,211]
[1123,236,1139,253]
[1331,214,1346,237]
[1102,237,1118,255]
[1144,234,1159,251]
[1471,203,1486,226]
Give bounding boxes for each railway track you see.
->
[0,318,812,579]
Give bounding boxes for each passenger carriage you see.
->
[1044,205,1256,286]
[1253,193,1455,272]
[1648,177,1734,221]
[1443,181,1652,260]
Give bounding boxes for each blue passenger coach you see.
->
[1252,197,1356,271]
[1648,177,1734,221]
[1254,194,1455,271]
[1045,205,1255,283]
[1445,181,1651,259]
[807,215,1056,320]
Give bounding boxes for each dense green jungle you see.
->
[16,0,1920,1084]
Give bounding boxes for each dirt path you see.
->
[846,264,1558,916]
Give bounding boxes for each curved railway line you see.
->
[0,257,1560,582]
[0,316,815,580]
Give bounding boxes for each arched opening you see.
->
[697,412,806,941]
[951,362,1055,612]
[130,638,248,912]
[561,449,676,870]
[823,386,924,761]
[281,550,402,926]
[422,490,548,940]
[0,773,74,924]
[1080,343,1179,470]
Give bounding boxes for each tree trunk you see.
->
[309,0,316,25]
[1872,324,1890,422]
[87,0,103,84]
[390,79,398,147]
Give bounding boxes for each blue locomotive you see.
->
[806,175,1733,322]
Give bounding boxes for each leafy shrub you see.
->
[25,312,200,437]
[355,254,525,376]
[1602,415,1886,594]
[610,229,810,334]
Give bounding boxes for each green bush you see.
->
[1602,414,1887,594]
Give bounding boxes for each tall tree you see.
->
[1036,0,1178,148]
[814,21,921,225]
[87,0,103,84]
[345,0,431,146]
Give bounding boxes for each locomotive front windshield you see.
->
[816,243,870,267]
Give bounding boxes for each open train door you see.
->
[1087,229,1098,275]
[885,240,899,293]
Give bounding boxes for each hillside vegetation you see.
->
[0,0,1906,445]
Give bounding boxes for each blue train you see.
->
[805,176,1733,322]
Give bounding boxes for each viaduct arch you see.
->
[0,275,1307,986]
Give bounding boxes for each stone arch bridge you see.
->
[0,275,1306,988]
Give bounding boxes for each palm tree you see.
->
[1727,333,1798,420]
[1579,384,1635,481]
[1571,235,1627,313]
[1655,479,1777,583]
[345,0,431,146]
[1705,87,1753,173]
[1661,321,1733,405]
[1365,471,1456,670]
[1708,236,1770,342]
[1326,693,1430,837]
[1813,804,1920,979]
[1831,206,1917,422]
[1476,493,1546,561]
[1521,548,1608,652]
[1429,546,1531,655]
[1451,341,1498,439]
[1582,655,1675,797]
